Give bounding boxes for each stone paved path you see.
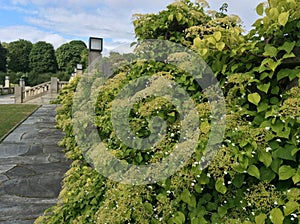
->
[0,105,70,223]
[0,95,14,105]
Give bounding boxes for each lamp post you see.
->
[88,37,103,74]
[19,77,25,103]
[76,63,83,76]
[4,76,10,88]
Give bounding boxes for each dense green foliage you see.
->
[55,40,87,75]
[7,39,32,73]
[133,0,209,44]
[29,41,58,74]
[36,0,299,223]
[27,41,58,86]
[0,42,7,72]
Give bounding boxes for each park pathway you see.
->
[0,105,70,223]
[0,95,14,105]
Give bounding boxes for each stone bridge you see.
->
[14,77,68,104]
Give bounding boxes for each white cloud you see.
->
[25,6,135,40]
[0,25,68,48]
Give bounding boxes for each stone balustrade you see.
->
[24,81,51,100]
[14,77,68,103]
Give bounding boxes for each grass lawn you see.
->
[0,104,39,140]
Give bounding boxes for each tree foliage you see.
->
[7,39,32,73]
[55,40,87,74]
[0,42,7,72]
[0,39,87,86]
[29,41,57,74]
[133,0,210,44]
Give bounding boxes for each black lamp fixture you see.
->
[89,37,103,52]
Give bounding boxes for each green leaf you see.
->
[168,14,174,21]
[264,45,278,57]
[180,189,196,208]
[255,213,267,224]
[270,208,284,224]
[198,172,210,184]
[216,42,225,51]
[257,83,270,94]
[278,12,289,26]
[188,195,197,208]
[260,167,276,182]
[268,60,281,71]
[292,166,300,184]
[278,165,296,180]
[232,174,245,188]
[273,145,296,161]
[270,158,282,173]
[233,164,246,173]
[193,37,201,48]
[271,86,279,94]
[287,188,300,200]
[284,201,299,216]
[256,3,264,16]
[247,165,260,179]
[156,193,167,203]
[278,41,295,54]
[257,102,270,112]
[248,93,261,106]
[244,221,253,224]
[258,149,272,167]
[144,202,153,214]
[213,31,222,41]
[194,184,203,193]
[168,111,176,117]
[215,178,227,194]
[277,69,290,81]
[270,97,279,105]
[260,71,272,80]
[282,52,296,59]
[291,147,300,156]
[207,36,216,45]
[269,8,279,20]
[173,211,185,224]
[191,216,208,224]
[181,189,191,204]
[261,58,280,71]
[176,13,183,22]
[218,206,227,218]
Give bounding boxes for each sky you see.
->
[0,0,264,54]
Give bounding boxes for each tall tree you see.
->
[7,39,32,72]
[0,42,7,72]
[29,41,57,74]
[55,40,87,74]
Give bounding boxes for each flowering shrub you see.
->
[36,0,299,223]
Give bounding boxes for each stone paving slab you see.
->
[0,105,70,223]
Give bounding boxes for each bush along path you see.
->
[36,0,299,223]
[0,105,70,223]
